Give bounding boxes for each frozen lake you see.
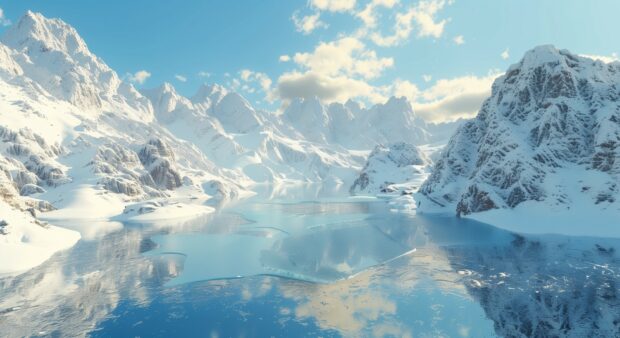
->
[1,186,619,337]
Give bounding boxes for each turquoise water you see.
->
[0,186,619,337]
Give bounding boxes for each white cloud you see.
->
[0,8,11,27]
[392,79,420,99]
[501,48,509,60]
[174,74,187,82]
[277,70,386,104]
[197,71,211,78]
[370,0,448,47]
[292,12,327,34]
[422,74,432,82]
[411,0,448,38]
[275,34,395,105]
[126,70,151,85]
[276,70,501,122]
[413,71,502,122]
[453,35,465,45]
[311,0,357,12]
[292,37,393,80]
[579,53,619,63]
[273,0,454,109]
[356,0,399,28]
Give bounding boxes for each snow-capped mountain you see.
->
[2,10,148,113]
[350,142,429,194]
[0,11,245,273]
[141,82,366,184]
[418,45,619,226]
[282,96,430,150]
[0,11,433,274]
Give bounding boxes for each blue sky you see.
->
[0,0,619,121]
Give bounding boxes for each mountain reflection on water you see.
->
[0,186,618,337]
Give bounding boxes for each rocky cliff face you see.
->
[90,141,178,198]
[0,125,67,212]
[419,45,620,216]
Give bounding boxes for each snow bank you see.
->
[0,200,80,275]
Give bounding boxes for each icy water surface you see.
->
[1,186,619,337]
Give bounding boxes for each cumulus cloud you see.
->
[292,12,326,34]
[197,71,211,78]
[416,91,490,121]
[0,8,11,27]
[422,74,432,82]
[501,48,509,60]
[174,74,187,82]
[356,0,399,27]
[410,0,448,38]
[268,0,455,112]
[370,0,448,47]
[274,36,394,104]
[126,70,151,85]
[292,37,394,80]
[579,53,619,63]
[311,0,357,12]
[392,79,420,99]
[275,66,500,123]
[277,71,385,103]
[413,71,502,122]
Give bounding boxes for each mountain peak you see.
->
[159,82,177,94]
[284,96,326,119]
[191,83,227,105]
[519,44,565,68]
[2,11,90,57]
[141,82,179,99]
[141,82,192,116]
[379,96,416,117]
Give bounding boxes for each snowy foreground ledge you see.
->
[466,201,620,239]
[0,201,80,275]
[0,185,220,276]
[408,194,620,239]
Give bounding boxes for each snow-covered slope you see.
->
[0,11,247,273]
[350,142,429,194]
[142,83,367,184]
[0,159,80,275]
[418,45,620,232]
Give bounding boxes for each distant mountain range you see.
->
[0,11,445,274]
